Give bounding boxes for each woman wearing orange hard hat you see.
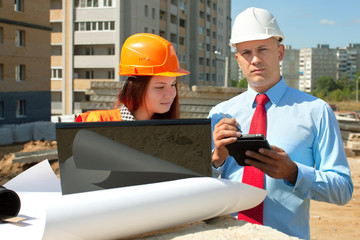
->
[76,33,190,122]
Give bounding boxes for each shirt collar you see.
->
[120,105,136,121]
[246,77,288,108]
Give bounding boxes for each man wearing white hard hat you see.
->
[209,7,353,240]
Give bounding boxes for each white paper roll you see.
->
[43,177,266,240]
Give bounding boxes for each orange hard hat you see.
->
[119,33,189,77]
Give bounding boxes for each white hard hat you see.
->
[229,7,284,48]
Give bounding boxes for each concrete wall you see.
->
[0,91,51,124]
[0,121,56,145]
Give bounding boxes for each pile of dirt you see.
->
[0,140,58,185]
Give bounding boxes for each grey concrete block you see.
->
[0,127,14,145]
[14,122,34,143]
[33,121,56,141]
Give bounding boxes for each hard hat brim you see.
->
[119,68,190,77]
[153,68,190,77]
[229,35,284,48]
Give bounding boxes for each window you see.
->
[0,101,4,119]
[104,22,109,30]
[199,57,204,65]
[74,21,115,32]
[104,0,112,7]
[199,11,204,19]
[85,47,94,55]
[51,68,62,80]
[0,27,3,44]
[85,71,94,79]
[14,0,23,12]
[75,0,98,7]
[86,22,91,31]
[15,30,25,47]
[15,65,25,81]
[145,5,148,17]
[170,15,177,24]
[91,22,97,30]
[160,10,166,20]
[98,22,103,30]
[170,33,177,43]
[0,63,3,81]
[179,36,185,45]
[108,47,114,55]
[179,0,186,12]
[179,19,185,27]
[152,8,155,19]
[16,100,26,117]
[199,26,204,35]
[107,70,114,79]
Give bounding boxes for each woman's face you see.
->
[136,76,177,120]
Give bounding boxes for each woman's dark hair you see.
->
[115,76,180,119]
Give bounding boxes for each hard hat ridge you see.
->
[229,7,284,48]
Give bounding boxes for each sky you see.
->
[231,0,360,49]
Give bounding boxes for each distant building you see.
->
[229,48,240,83]
[299,44,337,92]
[0,0,51,124]
[337,44,360,81]
[281,45,299,89]
[50,0,231,115]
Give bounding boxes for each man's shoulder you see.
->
[285,87,329,110]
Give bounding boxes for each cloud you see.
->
[319,19,336,25]
[354,18,360,24]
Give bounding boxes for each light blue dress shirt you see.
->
[208,78,353,240]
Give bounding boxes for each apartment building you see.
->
[299,44,337,92]
[50,0,231,115]
[281,45,300,89]
[0,0,51,124]
[337,43,360,81]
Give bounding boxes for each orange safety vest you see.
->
[75,109,122,122]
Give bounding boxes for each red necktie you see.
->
[238,94,269,225]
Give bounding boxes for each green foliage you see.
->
[311,71,360,102]
[237,78,248,88]
[230,77,248,88]
[230,79,238,87]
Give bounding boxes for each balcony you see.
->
[51,79,62,91]
[179,26,186,36]
[51,32,62,45]
[51,56,62,67]
[74,79,114,91]
[74,55,116,68]
[160,0,167,10]
[160,20,167,31]
[74,32,116,45]
[50,9,62,22]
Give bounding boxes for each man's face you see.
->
[235,37,284,93]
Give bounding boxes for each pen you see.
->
[221,113,242,133]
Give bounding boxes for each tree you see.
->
[315,76,336,96]
[237,77,248,88]
[230,79,238,87]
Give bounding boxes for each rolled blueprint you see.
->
[43,177,266,240]
[0,186,21,219]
